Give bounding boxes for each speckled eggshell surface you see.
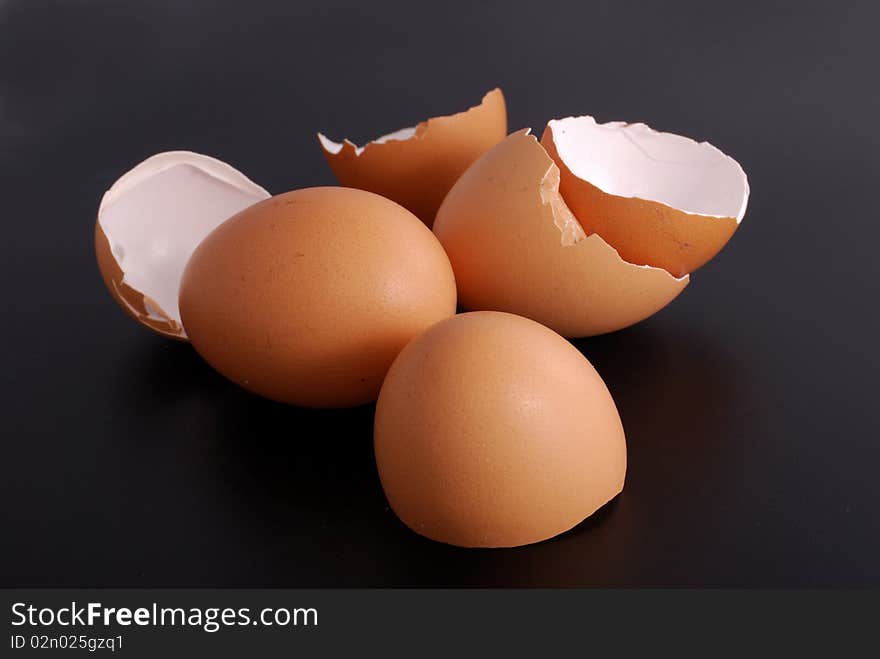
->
[374,311,627,548]
[179,186,457,408]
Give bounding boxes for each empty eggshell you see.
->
[95,151,269,339]
[433,130,688,338]
[179,187,457,408]
[375,311,627,548]
[541,116,749,277]
[317,88,507,227]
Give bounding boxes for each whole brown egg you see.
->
[179,187,457,407]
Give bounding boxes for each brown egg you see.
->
[375,311,626,548]
[95,151,269,339]
[433,130,688,338]
[317,88,507,227]
[179,187,457,407]
[541,116,749,278]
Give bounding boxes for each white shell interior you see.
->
[318,126,417,156]
[98,151,269,325]
[548,116,749,221]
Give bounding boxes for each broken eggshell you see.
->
[95,151,269,339]
[317,88,507,227]
[541,116,749,278]
[433,130,689,338]
[375,311,627,548]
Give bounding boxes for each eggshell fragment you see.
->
[179,187,457,408]
[433,130,688,338]
[95,151,269,339]
[375,311,626,548]
[541,116,749,277]
[317,88,507,227]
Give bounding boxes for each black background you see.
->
[1,0,878,587]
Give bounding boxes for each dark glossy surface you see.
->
[1,0,878,587]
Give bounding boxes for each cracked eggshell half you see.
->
[375,311,626,548]
[317,88,507,227]
[541,116,749,278]
[432,130,688,338]
[95,151,269,339]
